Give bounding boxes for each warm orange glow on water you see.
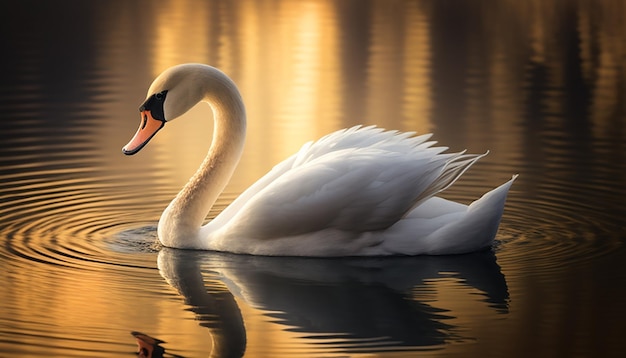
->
[149,0,210,76]
[1,0,626,357]
[401,1,433,131]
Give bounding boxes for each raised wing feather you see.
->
[291,125,436,167]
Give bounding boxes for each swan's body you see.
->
[123,63,516,256]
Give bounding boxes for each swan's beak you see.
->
[122,110,165,155]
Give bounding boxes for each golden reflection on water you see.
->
[115,0,441,191]
[1,0,626,357]
[401,1,433,131]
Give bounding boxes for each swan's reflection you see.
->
[157,249,508,356]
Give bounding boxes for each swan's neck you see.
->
[158,71,246,248]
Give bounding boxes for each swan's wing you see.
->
[227,145,484,238]
[214,126,430,226]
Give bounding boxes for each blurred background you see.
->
[1,0,625,357]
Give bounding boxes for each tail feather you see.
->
[424,175,518,254]
[379,175,517,256]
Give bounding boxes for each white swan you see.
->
[123,63,516,256]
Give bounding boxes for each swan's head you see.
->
[122,64,209,155]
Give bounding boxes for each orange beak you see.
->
[122,110,165,155]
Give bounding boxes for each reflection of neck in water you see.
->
[157,249,246,358]
[157,248,508,355]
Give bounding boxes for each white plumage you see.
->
[123,64,516,256]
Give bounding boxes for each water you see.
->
[1,0,625,356]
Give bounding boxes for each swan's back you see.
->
[198,126,514,256]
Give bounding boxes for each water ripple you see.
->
[0,159,163,270]
[495,180,623,277]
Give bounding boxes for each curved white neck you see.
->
[158,69,246,248]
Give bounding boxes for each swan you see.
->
[122,63,516,256]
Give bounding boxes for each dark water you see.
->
[1,0,625,357]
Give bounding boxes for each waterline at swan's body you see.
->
[123,63,516,256]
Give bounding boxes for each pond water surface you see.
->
[1,1,625,357]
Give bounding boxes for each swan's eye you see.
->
[155,91,166,100]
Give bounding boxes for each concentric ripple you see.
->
[492,134,626,277]
[0,81,178,355]
[0,164,159,267]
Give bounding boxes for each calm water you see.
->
[1,0,625,357]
